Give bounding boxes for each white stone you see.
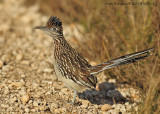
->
[21,94,30,104]
[33,101,38,107]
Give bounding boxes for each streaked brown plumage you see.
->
[35,16,154,104]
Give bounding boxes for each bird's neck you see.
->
[53,34,66,45]
[52,35,69,60]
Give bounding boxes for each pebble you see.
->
[12,82,24,89]
[28,100,33,104]
[21,60,30,65]
[39,106,45,110]
[7,107,13,112]
[0,60,3,68]
[101,104,112,111]
[33,101,38,107]
[1,104,9,108]
[54,109,61,113]
[10,97,17,103]
[0,84,3,89]
[21,94,30,104]
[108,79,116,83]
[16,53,23,61]
[32,83,39,89]
[54,108,66,113]
[51,103,59,109]
[21,74,26,78]
[19,90,26,95]
[4,88,10,95]
[45,90,52,95]
[81,100,90,108]
[25,107,30,113]
[116,104,125,111]
[43,68,53,73]
[30,109,36,112]
[2,65,10,71]
[131,94,141,102]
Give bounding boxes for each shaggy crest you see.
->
[46,16,62,28]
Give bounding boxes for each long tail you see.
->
[88,47,154,75]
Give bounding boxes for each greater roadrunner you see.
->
[35,16,154,104]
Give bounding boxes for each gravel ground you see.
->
[0,0,141,113]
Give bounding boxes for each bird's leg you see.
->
[71,90,77,104]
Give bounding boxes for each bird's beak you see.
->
[34,26,47,31]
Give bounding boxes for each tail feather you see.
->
[89,47,154,75]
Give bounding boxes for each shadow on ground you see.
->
[78,82,129,105]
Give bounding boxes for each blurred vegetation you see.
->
[25,0,159,113]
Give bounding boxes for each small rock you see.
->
[30,109,36,112]
[12,82,24,89]
[39,106,45,110]
[2,65,9,71]
[1,104,9,108]
[28,100,33,104]
[108,109,119,114]
[59,108,66,112]
[131,94,141,102]
[101,104,112,111]
[10,97,17,103]
[94,105,99,108]
[48,81,53,85]
[54,108,66,113]
[125,102,129,106]
[51,103,58,109]
[81,100,90,108]
[0,60,3,68]
[21,60,30,65]
[7,107,13,112]
[46,90,52,95]
[25,107,30,113]
[31,63,37,70]
[43,68,53,73]
[4,88,9,95]
[21,74,26,78]
[108,79,116,83]
[54,109,61,113]
[0,84,3,89]
[16,54,23,61]
[19,90,26,95]
[116,104,125,111]
[32,83,39,89]
[21,94,30,104]
[126,104,132,110]
[33,101,38,107]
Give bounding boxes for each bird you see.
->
[35,16,154,104]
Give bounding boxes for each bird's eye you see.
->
[52,28,58,31]
[52,28,56,31]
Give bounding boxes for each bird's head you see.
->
[35,16,63,37]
